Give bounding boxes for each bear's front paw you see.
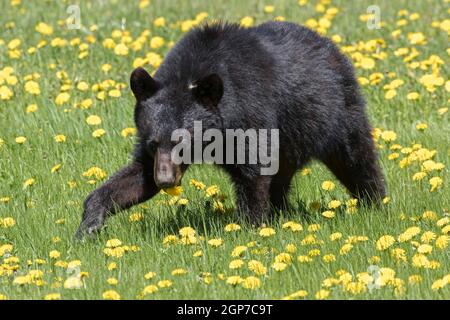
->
[74,214,105,240]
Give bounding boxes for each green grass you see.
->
[0,0,449,300]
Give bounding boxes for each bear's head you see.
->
[130,67,224,188]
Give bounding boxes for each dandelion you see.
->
[24,80,40,95]
[315,289,330,300]
[1,217,16,229]
[144,272,156,280]
[114,43,129,56]
[207,238,223,247]
[163,235,178,246]
[431,278,447,291]
[307,224,321,232]
[381,130,397,142]
[339,244,353,255]
[157,280,172,288]
[416,123,427,131]
[170,268,187,276]
[242,276,261,289]
[297,255,313,263]
[248,260,267,275]
[164,186,183,197]
[121,127,136,137]
[376,235,395,250]
[106,239,122,248]
[82,167,107,180]
[322,210,335,218]
[435,235,448,250]
[240,16,254,27]
[129,212,144,222]
[321,180,335,191]
[407,92,420,100]
[328,200,341,209]
[360,57,375,69]
[413,172,427,181]
[55,92,70,105]
[205,185,219,197]
[429,177,443,192]
[142,285,158,295]
[153,17,166,27]
[272,262,287,272]
[323,254,336,263]
[282,221,303,232]
[44,293,60,300]
[231,246,247,258]
[92,128,106,138]
[15,136,27,144]
[54,134,66,143]
[86,115,102,126]
[23,178,35,187]
[0,86,14,100]
[264,5,275,13]
[102,290,120,300]
[229,259,244,269]
[193,250,203,257]
[226,276,242,286]
[49,250,60,259]
[224,223,241,232]
[259,227,276,237]
[35,22,53,35]
[107,262,117,271]
[150,36,165,49]
[323,232,339,242]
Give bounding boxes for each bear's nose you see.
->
[155,166,176,188]
[154,149,177,188]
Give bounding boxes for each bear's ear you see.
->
[130,67,159,101]
[190,74,223,109]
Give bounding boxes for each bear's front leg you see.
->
[75,161,158,239]
[232,174,272,224]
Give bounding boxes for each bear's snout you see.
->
[154,148,182,188]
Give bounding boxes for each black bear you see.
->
[75,21,385,239]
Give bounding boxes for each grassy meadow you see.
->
[0,0,449,300]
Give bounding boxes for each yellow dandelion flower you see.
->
[240,16,254,28]
[92,128,106,138]
[207,238,223,247]
[248,260,267,275]
[322,210,335,218]
[121,127,136,137]
[429,177,443,192]
[171,268,188,276]
[226,276,242,286]
[157,280,172,288]
[224,223,241,232]
[376,235,396,250]
[142,285,158,295]
[229,259,244,269]
[242,276,261,289]
[86,115,101,126]
[44,293,60,300]
[259,227,276,237]
[102,290,120,300]
[315,289,330,300]
[321,180,335,191]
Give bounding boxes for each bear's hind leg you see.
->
[269,168,296,213]
[323,131,385,203]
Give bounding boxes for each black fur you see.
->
[75,21,385,239]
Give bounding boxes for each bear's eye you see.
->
[146,139,158,155]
